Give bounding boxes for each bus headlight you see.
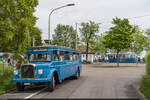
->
[14,69,18,75]
[38,69,43,74]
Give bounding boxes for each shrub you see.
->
[139,51,150,99]
[0,66,16,94]
[145,51,150,78]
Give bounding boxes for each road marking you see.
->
[24,87,48,99]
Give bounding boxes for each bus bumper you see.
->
[13,78,51,83]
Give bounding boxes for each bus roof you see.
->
[28,45,81,53]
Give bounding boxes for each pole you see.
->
[75,23,78,49]
[48,3,75,45]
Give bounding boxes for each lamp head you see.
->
[66,3,75,6]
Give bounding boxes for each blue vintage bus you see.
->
[105,52,137,63]
[13,46,82,91]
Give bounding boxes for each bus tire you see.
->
[48,75,55,92]
[16,83,24,91]
[74,68,80,79]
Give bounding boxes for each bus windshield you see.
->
[29,53,51,62]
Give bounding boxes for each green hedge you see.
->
[145,51,150,77]
[0,66,16,94]
[140,51,150,99]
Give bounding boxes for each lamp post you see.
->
[75,22,80,49]
[48,3,75,44]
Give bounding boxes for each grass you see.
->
[139,76,150,99]
[0,64,16,95]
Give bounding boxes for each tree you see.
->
[30,27,42,46]
[145,28,150,50]
[52,24,77,49]
[103,17,135,67]
[131,26,149,55]
[90,35,106,54]
[0,0,41,62]
[79,21,99,62]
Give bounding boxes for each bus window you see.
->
[64,51,70,61]
[29,53,51,62]
[53,50,59,61]
[75,53,79,60]
[60,51,64,61]
[70,53,73,61]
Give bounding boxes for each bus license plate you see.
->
[24,83,31,85]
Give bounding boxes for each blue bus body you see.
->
[105,52,137,63]
[13,46,82,91]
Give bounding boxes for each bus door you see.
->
[59,51,69,79]
[70,53,75,76]
[64,51,73,77]
[53,50,65,80]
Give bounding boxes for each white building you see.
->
[78,46,95,63]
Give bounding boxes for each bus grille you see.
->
[21,65,35,78]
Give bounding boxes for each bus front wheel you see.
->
[48,75,55,92]
[16,83,25,91]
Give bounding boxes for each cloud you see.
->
[34,0,150,40]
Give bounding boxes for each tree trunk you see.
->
[117,50,119,67]
[86,42,89,64]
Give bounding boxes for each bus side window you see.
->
[70,53,73,61]
[73,53,76,61]
[75,53,79,60]
[60,51,64,61]
[53,50,59,61]
[64,51,70,61]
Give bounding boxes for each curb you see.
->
[132,84,146,99]
[5,88,16,93]
[0,88,16,95]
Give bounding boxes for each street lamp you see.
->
[48,3,75,44]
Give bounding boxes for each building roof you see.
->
[77,46,95,54]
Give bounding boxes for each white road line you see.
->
[24,87,48,99]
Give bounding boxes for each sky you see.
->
[34,0,150,40]
[34,0,150,57]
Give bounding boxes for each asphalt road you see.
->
[0,63,145,99]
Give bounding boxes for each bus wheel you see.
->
[16,83,24,91]
[75,68,80,79]
[48,75,55,92]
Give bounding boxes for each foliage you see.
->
[140,51,150,99]
[145,51,150,77]
[30,27,42,46]
[0,66,16,94]
[145,29,150,50]
[52,24,78,49]
[0,0,41,62]
[140,76,150,99]
[131,26,148,55]
[2,53,9,59]
[103,17,135,66]
[79,21,99,62]
[139,51,150,99]
[90,35,106,54]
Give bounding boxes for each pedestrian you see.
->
[138,57,140,63]
[8,58,11,66]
